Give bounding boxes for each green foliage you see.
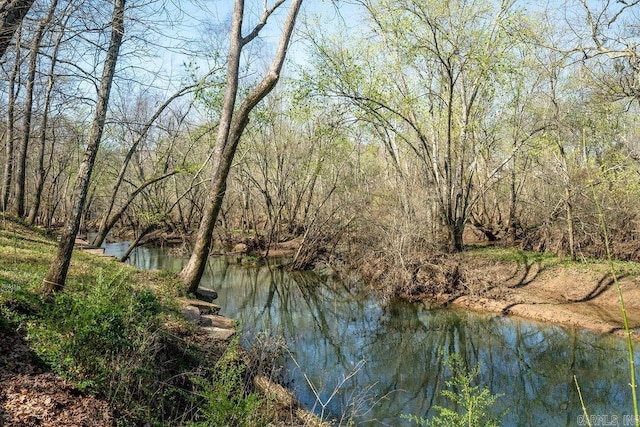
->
[403,353,503,427]
[26,268,162,395]
[466,246,559,265]
[188,339,267,427]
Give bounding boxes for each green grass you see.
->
[0,220,277,425]
[465,245,640,276]
[465,245,558,264]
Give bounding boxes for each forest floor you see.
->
[443,248,640,338]
[0,326,115,426]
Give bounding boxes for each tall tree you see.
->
[179,0,304,293]
[27,2,69,224]
[14,0,59,218]
[308,0,532,251]
[2,33,21,212]
[0,0,36,59]
[43,0,125,293]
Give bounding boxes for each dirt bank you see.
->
[359,247,640,339]
[447,254,640,338]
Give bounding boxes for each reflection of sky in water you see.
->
[104,243,640,426]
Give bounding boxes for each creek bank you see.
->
[451,255,640,338]
[1,221,322,426]
[358,248,640,339]
[178,232,640,338]
[111,229,640,339]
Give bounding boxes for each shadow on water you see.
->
[104,243,640,426]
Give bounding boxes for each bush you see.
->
[187,338,268,427]
[403,353,503,427]
[26,269,163,409]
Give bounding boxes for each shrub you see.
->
[403,353,503,427]
[187,338,268,427]
[26,269,163,409]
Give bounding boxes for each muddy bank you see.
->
[450,257,640,339]
[360,249,640,339]
[451,259,640,338]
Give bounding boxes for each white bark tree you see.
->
[43,0,126,293]
[179,0,304,293]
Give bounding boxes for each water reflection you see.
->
[104,243,639,426]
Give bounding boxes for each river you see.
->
[104,242,639,426]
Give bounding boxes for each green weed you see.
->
[187,338,267,427]
[403,353,503,427]
[26,268,163,408]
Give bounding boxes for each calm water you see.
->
[105,243,639,426]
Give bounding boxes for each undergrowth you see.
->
[26,269,162,407]
[187,338,269,427]
[0,220,282,425]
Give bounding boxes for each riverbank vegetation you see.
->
[0,220,294,425]
[2,0,640,424]
[2,0,640,285]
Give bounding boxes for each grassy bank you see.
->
[0,219,282,426]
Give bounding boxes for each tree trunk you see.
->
[119,224,154,262]
[448,217,465,252]
[28,10,65,224]
[0,0,35,59]
[565,186,576,261]
[508,160,517,244]
[92,170,178,247]
[179,0,303,293]
[14,0,58,218]
[2,34,20,212]
[43,0,125,294]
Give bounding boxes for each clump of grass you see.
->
[187,338,268,427]
[403,353,503,427]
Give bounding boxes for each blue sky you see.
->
[141,0,362,85]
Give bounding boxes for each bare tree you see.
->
[310,0,535,251]
[90,84,200,247]
[13,0,59,218]
[27,2,69,224]
[2,33,21,212]
[43,0,125,294]
[179,0,304,293]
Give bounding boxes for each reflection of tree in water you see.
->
[370,303,638,426]
[120,249,640,426]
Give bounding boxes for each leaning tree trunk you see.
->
[179,0,303,293]
[93,170,178,247]
[43,0,125,294]
[0,0,35,59]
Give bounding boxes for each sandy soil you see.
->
[449,256,640,339]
